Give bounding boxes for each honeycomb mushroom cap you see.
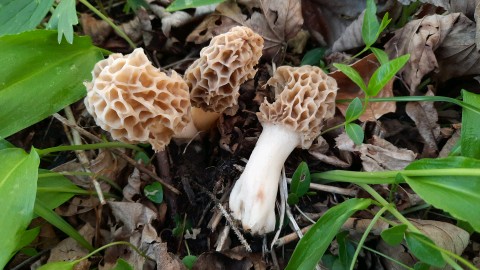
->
[258,65,338,149]
[185,26,264,115]
[84,48,191,151]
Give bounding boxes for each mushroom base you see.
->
[229,123,301,235]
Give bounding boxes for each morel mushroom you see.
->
[84,48,191,151]
[229,65,338,234]
[179,26,264,137]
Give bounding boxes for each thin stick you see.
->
[287,178,356,196]
[52,113,181,194]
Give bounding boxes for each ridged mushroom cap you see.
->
[185,26,264,115]
[258,65,338,148]
[84,48,191,151]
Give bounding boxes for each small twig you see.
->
[53,113,181,194]
[64,107,106,205]
[193,182,251,252]
[215,225,231,251]
[156,150,178,215]
[286,178,357,196]
[270,168,288,251]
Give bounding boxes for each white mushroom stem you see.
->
[229,122,301,235]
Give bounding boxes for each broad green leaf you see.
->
[378,13,391,34]
[345,97,363,122]
[37,260,77,270]
[367,54,410,96]
[405,232,445,268]
[37,170,87,210]
[182,255,198,270]
[301,48,326,66]
[113,258,134,270]
[285,198,372,270]
[0,30,103,138]
[333,63,367,92]
[15,227,40,256]
[0,0,55,35]
[144,182,164,203]
[337,231,355,269]
[381,224,407,246]
[34,199,94,251]
[47,0,78,44]
[362,0,380,47]
[370,47,389,65]
[287,193,299,205]
[0,138,15,149]
[403,156,480,232]
[0,148,39,268]
[461,90,480,159]
[345,123,364,145]
[414,262,430,270]
[290,162,311,198]
[124,0,150,12]
[166,0,226,12]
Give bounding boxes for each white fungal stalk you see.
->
[229,123,301,235]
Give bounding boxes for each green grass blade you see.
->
[34,199,94,251]
[166,0,226,12]
[285,199,372,270]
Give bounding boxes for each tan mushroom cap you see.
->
[84,48,191,151]
[185,26,264,115]
[258,65,338,149]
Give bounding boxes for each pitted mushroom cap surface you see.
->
[84,48,191,151]
[185,26,264,115]
[258,65,338,149]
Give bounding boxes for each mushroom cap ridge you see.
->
[258,65,338,149]
[84,48,191,151]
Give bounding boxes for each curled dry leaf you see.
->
[405,89,441,157]
[187,0,303,61]
[123,167,142,202]
[330,54,396,122]
[80,13,112,45]
[385,13,480,93]
[336,133,417,171]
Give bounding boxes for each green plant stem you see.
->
[38,171,122,192]
[336,96,480,115]
[78,0,136,49]
[350,206,389,270]
[36,142,143,156]
[359,244,414,270]
[76,241,155,263]
[359,184,478,270]
[313,168,480,185]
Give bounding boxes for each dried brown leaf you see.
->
[405,89,440,157]
[80,13,112,45]
[331,11,365,52]
[398,0,478,18]
[123,168,142,202]
[308,137,351,168]
[187,0,303,60]
[193,247,266,270]
[330,54,396,122]
[336,134,417,171]
[47,223,95,266]
[109,202,157,232]
[385,13,480,93]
